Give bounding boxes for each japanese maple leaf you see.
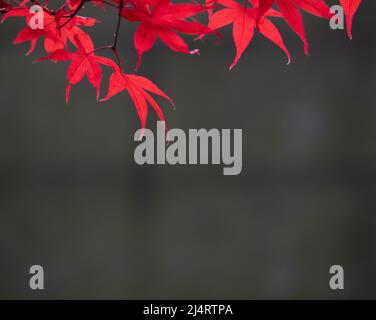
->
[256,0,333,54]
[1,5,96,55]
[205,0,216,18]
[0,0,11,13]
[66,0,86,9]
[122,0,217,70]
[66,0,105,10]
[101,66,174,129]
[37,37,116,103]
[209,0,290,69]
[340,0,362,39]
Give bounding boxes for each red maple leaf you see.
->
[340,0,362,40]
[256,0,333,54]
[209,0,291,69]
[0,0,366,130]
[101,65,174,129]
[0,0,11,13]
[66,0,105,10]
[37,36,116,103]
[122,0,217,70]
[1,5,96,55]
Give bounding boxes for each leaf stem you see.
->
[61,0,87,27]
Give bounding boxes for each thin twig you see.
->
[30,0,53,15]
[110,0,124,71]
[61,0,87,27]
[85,0,125,72]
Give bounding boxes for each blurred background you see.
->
[0,0,375,299]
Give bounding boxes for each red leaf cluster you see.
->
[0,0,364,128]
